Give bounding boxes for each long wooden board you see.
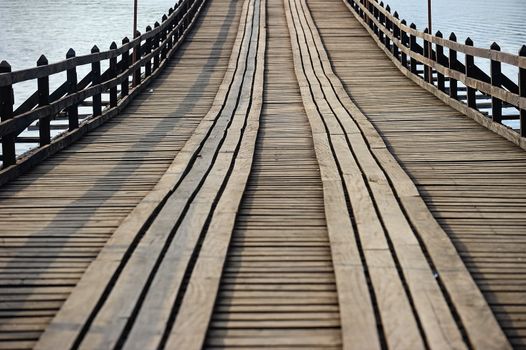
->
[204,0,345,347]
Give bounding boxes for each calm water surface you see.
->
[0,0,177,106]
[382,0,526,54]
[0,0,177,70]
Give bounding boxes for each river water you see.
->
[385,0,525,55]
[0,0,176,70]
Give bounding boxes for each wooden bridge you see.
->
[0,0,525,348]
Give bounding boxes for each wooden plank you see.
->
[203,1,346,346]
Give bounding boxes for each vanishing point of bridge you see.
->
[1,0,526,348]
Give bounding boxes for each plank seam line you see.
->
[158,2,263,348]
[300,0,462,345]
[300,2,473,344]
[301,47,391,348]
[111,1,261,347]
[162,1,265,347]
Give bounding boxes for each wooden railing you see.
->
[343,0,526,144]
[0,0,206,184]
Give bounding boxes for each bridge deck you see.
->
[0,0,524,349]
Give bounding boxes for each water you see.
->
[0,0,177,70]
[0,0,178,107]
[381,0,526,54]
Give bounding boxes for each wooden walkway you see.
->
[0,0,525,349]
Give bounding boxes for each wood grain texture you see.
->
[1,0,522,348]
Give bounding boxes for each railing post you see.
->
[490,42,502,123]
[184,0,190,29]
[378,2,385,43]
[109,42,118,108]
[363,0,371,30]
[162,14,169,61]
[121,37,130,98]
[134,30,142,87]
[384,5,391,50]
[369,1,377,34]
[435,31,445,92]
[167,10,173,55]
[448,32,458,99]
[401,20,408,68]
[423,28,431,83]
[167,10,173,53]
[359,0,364,21]
[0,61,16,167]
[145,26,152,78]
[519,46,526,137]
[66,48,79,130]
[174,3,181,41]
[372,1,379,36]
[91,46,102,117]
[37,55,51,146]
[409,23,418,75]
[153,21,161,71]
[392,12,400,59]
[465,37,477,109]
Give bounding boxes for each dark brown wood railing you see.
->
[0,0,206,185]
[343,0,526,145]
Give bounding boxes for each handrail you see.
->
[0,0,207,185]
[344,0,526,139]
[362,0,526,69]
[0,1,189,87]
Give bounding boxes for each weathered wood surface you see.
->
[307,0,526,347]
[0,0,243,348]
[1,0,524,348]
